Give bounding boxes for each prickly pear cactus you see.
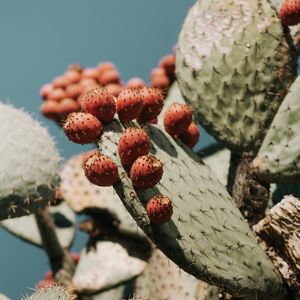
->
[23,286,74,300]
[72,240,146,294]
[61,152,142,235]
[135,248,219,300]
[0,202,75,248]
[0,103,60,220]
[98,120,286,300]
[176,0,296,154]
[252,76,300,183]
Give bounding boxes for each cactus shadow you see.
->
[148,126,178,158]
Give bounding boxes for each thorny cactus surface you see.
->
[2,0,300,299]
[0,103,60,220]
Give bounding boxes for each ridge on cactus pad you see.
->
[176,0,296,154]
[252,75,300,183]
[0,102,60,220]
[97,120,286,300]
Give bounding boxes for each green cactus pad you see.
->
[98,120,286,300]
[0,202,75,248]
[252,76,300,183]
[72,240,146,294]
[23,286,73,300]
[61,152,142,235]
[0,103,60,220]
[176,0,295,154]
[135,248,219,300]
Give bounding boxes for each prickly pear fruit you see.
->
[64,69,81,84]
[63,112,103,144]
[48,88,67,102]
[159,54,176,79]
[118,128,150,165]
[59,98,81,118]
[83,152,119,186]
[126,77,144,89]
[98,69,120,85]
[116,89,144,122]
[40,100,61,121]
[146,195,173,225]
[151,68,170,89]
[40,83,54,99]
[137,87,164,123]
[130,155,163,188]
[163,103,192,137]
[79,87,116,122]
[279,0,300,25]
[179,122,199,148]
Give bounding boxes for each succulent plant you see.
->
[0,103,60,220]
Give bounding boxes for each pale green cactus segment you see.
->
[23,286,74,300]
[0,202,75,248]
[176,0,296,154]
[0,103,60,220]
[98,120,286,300]
[252,76,300,183]
[135,248,219,300]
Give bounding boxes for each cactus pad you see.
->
[0,103,60,220]
[252,76,300,183]
[72,240,146,294]
[98,120,286,300]
[176,0,295,154]
[135,248,219,300]
[0,202,75,248]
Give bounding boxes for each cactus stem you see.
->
[35,207,75,286]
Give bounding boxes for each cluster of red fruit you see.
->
[279,0,300,26]
[37,253,80,288]
[39,52,175,123]
[62,85,190,224]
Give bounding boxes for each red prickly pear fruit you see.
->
[150,117,158,124]
[97,62,115,74]
[126,77,144,89]
[52,75,71,89]
[48,88,68,102]
[37,278,56,289]
[137,87,164,122]
[164,103,193,137]
[151,73,170,89]
[98,69,121,86]
[82,68,100,80]
[40,83,54,99]
[64,70,81,84]
[63,112,103,144]
[71,252,81,264]
[40,100,61,121]
[59,98,81,118]
[66,83,83,99]
[116,89,144,122]
[44,270,54,280]
[159,54,176,79]
[81,149,99,166]
[83,152,119,186]
[118,128,150,165]
[49,187,63,206]
[105,83,123,97]
[146,195,173,225]
[151,68,166,78]
[130,155,163,188]
[279,0,300,26]
[79,87,116,122]
[179,122,200,148]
